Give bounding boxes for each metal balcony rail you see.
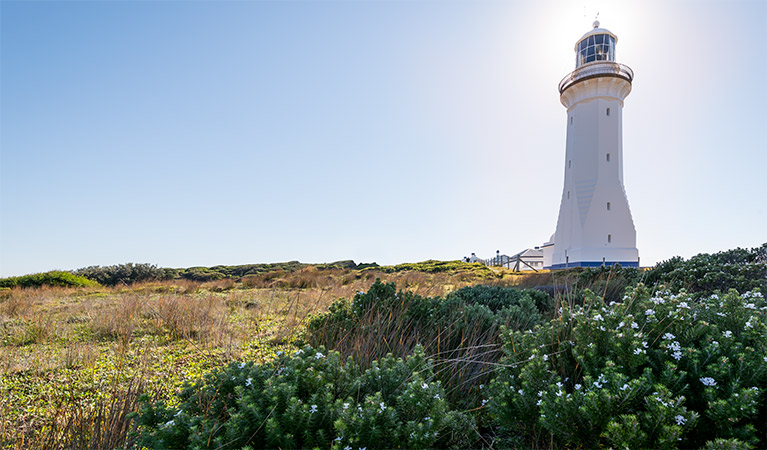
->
[558,62,633,94]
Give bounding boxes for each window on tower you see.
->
[606,153,611,162]
[568,160,572,168]
[607,202,611,210]
[577,34,616,67]
[608,234,612,243]
[606,108,610,116]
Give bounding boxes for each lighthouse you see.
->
[542,21,639,269]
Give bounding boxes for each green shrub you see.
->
[306,281,553,408]
[645,244,767,297]
[74,263,172,286]
[133,346,476,449]
[488,285,767,449]
[0,271,98,288]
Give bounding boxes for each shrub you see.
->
[488,285,767,449]
[133,346,476,449]
[645,244,767,297]
[74,263,172,286]
[306,281,553,408]
[0,271,98,288]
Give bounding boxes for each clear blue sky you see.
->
[1,0,765,277]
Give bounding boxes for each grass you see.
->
[0,264,500,449]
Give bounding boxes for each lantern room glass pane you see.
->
[575,33,616,68]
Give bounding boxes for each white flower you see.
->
[295,349,303,355]
[575,384,582,390]
[310,404,318,413]
[745,303,756,309]
[617,321,625,329]
[165,419,174,427]
[518,389,524,395]
[675,415,686,425]
[434,393,441,400]
[642,341,648,348]
[631,322,639,329]
[536,399,543,406]
[239,362,245,369]
[482,399,488,405]
[543,354,549,361]
[700,377,717,387]
[599,326,606,331]
[723,331,733,338]
[245,377,252,387]
[556,390,563,397]
[422,382,428,389]
[335,437,342,442]
[379,402,386,411]
[745,319,753,329]
[344,446,352,450]
[620,384,629,391]
[315,352,325,359]
[538,390,544,397]
[678,302,689,309]
[594,314,604,321]
[633,348,645,355]
[424,416,431,421]
[672,351,683,360]
[663,333,675,340]
[645,309,655,316]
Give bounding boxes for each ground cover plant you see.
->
[1,244,765,449]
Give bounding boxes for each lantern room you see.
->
[575,21,617,68]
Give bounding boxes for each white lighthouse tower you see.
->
[542,21,639,269]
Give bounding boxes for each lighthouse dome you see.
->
[574,22,618,68]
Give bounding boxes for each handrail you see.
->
[558,62,633,94]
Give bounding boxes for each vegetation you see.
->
[0,271,98,289]
[1,244,765,449]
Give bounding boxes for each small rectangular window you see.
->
[607,202,611,210]
[567,191,570,199]
[606,153,611,162]
[570,116,573,125]
[606,108,610,116]
[608,234,612,243]
[568,160,571,168]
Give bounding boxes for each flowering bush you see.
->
[133,345,475,449]
[488,285,767,449]
[645,244,766,297]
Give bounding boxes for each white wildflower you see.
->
[239,362,245,369]
[631,322,639,329]
[165,419,174,427]
[645,309,655,316]
[575,384,582,391]
[700,377,717,387]
[663,333,675,340]
[315,352,325,359]
[543,354,549,361]
[434,393,440,400]
[594,314,604,321]
[723,331,733,338]
[379,402,386,411]
[245,377,252,387]
[310,404,318,413]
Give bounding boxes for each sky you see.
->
[1,0,765,277]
